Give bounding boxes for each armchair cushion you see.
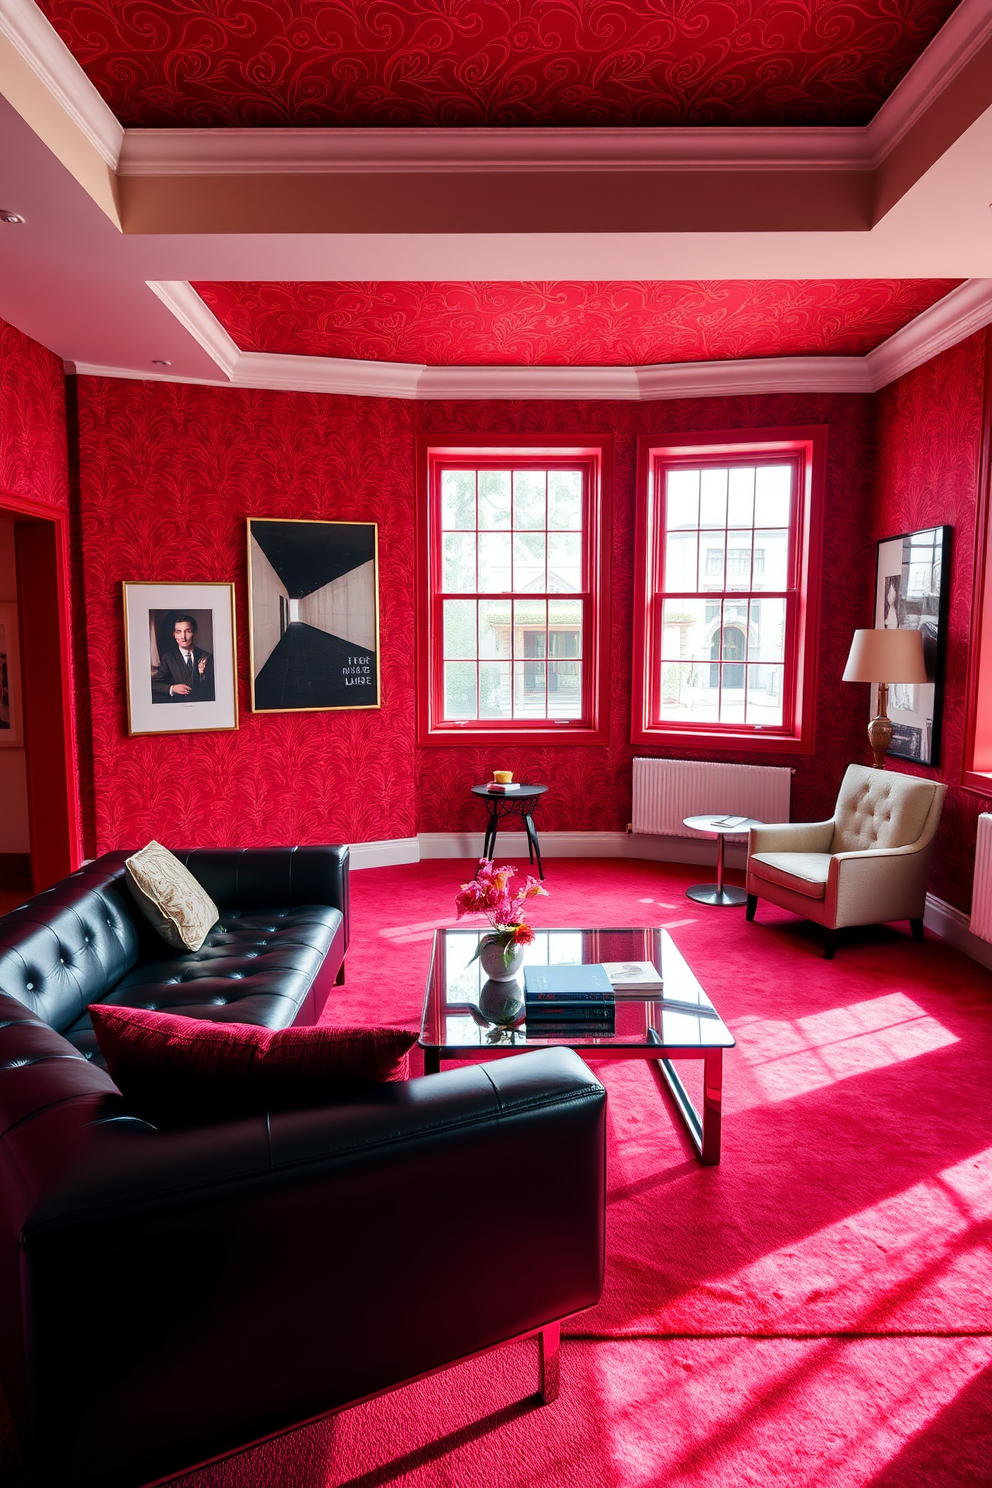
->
[831,767,937,853]
[748,852,830,900]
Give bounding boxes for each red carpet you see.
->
[2,857,989,1486]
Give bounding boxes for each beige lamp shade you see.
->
[843,628,927,684]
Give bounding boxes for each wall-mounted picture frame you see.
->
[123,582,239,736]
[873,526,951,766]
[0,602,24,747]
[247,518,380,713]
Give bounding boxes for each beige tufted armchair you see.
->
[745,763,947,958]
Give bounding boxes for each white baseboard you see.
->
[354,830,747,868]
[924,892,992,971]
[347,836,419,870]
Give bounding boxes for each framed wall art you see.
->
[123,582,238,736]
[247,519,380,713]
[0,602,24,747]
[873,526,951,766]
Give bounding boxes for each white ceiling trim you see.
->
[0,0,122,167]
[868,0,992,160]
[77,277,992,401]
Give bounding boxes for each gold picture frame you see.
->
[247,518,381,713]
[123,582,239,736]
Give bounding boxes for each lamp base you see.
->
[867,713,892,770]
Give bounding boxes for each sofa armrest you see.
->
[749,820,834,856]
[15,1049,604,1488]
[175,845,350,947]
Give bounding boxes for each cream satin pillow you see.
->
[125,841,219,952]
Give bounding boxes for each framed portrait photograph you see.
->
[247,519,380,713]
[873,526,951,766]
[0,602,24,747]
[123,582,238,736]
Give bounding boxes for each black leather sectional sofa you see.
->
[0,847,607,1488]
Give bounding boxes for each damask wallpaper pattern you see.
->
[873,329,991,914]
[36,1,959,129]
[0,316,68,510]
[192,279,962,367]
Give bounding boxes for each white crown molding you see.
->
[867,0,992,163]
[865,278,992,389]
[118,124,867,176]
[79,279,989,400]
[0,0,122,167]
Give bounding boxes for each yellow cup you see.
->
[492,770,514,785]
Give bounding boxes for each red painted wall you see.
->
[873,328,992,914]
[75,379,418,852]
[0,316,68,509]
[75,377,876,853]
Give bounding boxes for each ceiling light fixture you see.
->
[0,211,25,224]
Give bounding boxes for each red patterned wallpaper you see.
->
[0,316,69,510]
[414,392,876,836]
[873,328,991,915]
[74,379,418,853]
[37,1,958,128]
[192,280,962,367]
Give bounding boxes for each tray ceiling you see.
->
[35,0,961,129]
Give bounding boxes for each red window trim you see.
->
[631,427,825,756]
[962,330,992,797]
[416,434,612,747]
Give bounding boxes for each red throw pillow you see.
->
[89,1004,417,1126]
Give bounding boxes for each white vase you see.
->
[479,934,525,982]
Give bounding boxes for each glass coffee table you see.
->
[421,927,735,1165]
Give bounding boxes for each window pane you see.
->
[479,531,512,592]
[665,531,697,590]
[441,470,475,529]
[513,470,546,529]
[659,661,717,721]
[479,599,511,659]
[750,596,785,663]
[548,661,582,716]
[725,531,753,588]
[548,531,582,592]
[700,468,728,528]
[548,470,582,530]
[746,664,784,726]
[443,599,476,658]
[478,470,511,529]
[443,532,476,592]
[727,466,754,527]
[513,599,546,658]
[666,469,698,529]
[549,598,582,650]
[513,659,546,716]
[514,531,546,592]
[699,536,725,591]
[754,466,792,527]
[754,528,789,590]
[718,667,746,722]
[660,598,710,661]
[480,661,511,718]
[444,661,477,718]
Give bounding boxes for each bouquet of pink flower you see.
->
[455,858,549,968]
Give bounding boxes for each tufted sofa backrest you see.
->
[0,864,139,1033]
[831,763,942,854]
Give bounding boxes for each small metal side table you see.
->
[472,784,547,879]
[683,814,762,907]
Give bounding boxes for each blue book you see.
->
[523,963,614,998]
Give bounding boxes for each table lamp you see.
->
[842,628,927,768]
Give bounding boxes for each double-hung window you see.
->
[632,429,824,753]
[418,439,610,744]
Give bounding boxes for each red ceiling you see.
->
[191,280,963,366]
[37,2,960,129]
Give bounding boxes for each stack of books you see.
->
[601,960,663,994]
[523,963,616,1038]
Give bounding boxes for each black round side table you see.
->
[472,784,548,879]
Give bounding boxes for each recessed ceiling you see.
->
[192,279,964,366]
[35,0,961,129]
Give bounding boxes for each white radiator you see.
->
[970,814,992,944]
[632,758,792,837]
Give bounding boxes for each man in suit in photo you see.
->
[151,613,215,703]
